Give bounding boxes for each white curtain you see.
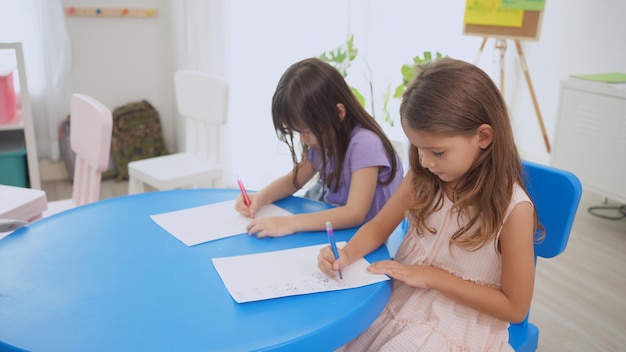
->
[170,0,227,75]
[169,0,227,153]
[0,0,71,160]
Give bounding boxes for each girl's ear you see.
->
[477,124,494,149]
[337,103,346,121]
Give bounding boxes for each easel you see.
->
[464,7,551,153]
[473,37,551,153]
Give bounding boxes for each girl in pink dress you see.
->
[319,58,540,351]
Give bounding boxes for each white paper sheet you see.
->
[212,242,390,303]
[150,199,293,246]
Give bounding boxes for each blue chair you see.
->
[508,160,583,351]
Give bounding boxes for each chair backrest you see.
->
[510,160,582,337]
[522,160,582,259]
[174,70,229,160]
[70,93,113,206]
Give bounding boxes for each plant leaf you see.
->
[319,34,357,78]
[351,87,365,107]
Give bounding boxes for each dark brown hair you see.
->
[272,57,398,191]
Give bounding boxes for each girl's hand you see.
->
[318,245,347,278]
[367,260,437,289]
[235,193,260,218]
[245,216,293,238]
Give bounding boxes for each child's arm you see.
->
[246,165,379,237]
[367,200,536,324]
[318,173,414,277]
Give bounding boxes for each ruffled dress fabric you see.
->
[339,184,531,352]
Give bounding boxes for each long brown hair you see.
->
[400,58,539,250]
[272,57,398,192]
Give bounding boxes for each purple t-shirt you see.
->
[307,126,404,222]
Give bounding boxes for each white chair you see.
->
[43,94,113,217]
[127,70,228,194]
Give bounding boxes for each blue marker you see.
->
[325,221,343,280]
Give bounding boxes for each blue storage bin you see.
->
[0,130,28,187]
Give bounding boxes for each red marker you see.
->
[237,177,251,208]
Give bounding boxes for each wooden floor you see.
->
[532,193,626,352]
[41,179,626,351]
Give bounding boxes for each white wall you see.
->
[223,0,355,190]
[62,0,177,151]
[506,0,626,164]
[62,0,626,190]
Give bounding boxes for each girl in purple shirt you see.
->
[235,57,403,237]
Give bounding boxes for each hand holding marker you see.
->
[325,221,342,280]
[237,176,253,218]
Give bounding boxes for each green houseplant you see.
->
[320,35,445,127]
[391,51,445,101]
[319,34,369,111]
[382,51,446,126]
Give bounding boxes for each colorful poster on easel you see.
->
[462,0,544,41]
[464,0,524,27]
[502,0,546,11]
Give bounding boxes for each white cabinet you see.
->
[552,78,626,204]
[0,42,40,189]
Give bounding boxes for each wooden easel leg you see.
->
[514,40,551,153]
[495,38,507,94]
[473,37,489,65]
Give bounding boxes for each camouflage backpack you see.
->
[111,100,169,181]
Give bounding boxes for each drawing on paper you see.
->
[212,242,390,303]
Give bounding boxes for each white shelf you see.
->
[552,78,626,204]
[0,42,40,189]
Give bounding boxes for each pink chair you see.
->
[43,94,113,217]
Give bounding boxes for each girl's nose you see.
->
[420,154,434,168]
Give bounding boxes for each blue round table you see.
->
[0,189,391,352]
